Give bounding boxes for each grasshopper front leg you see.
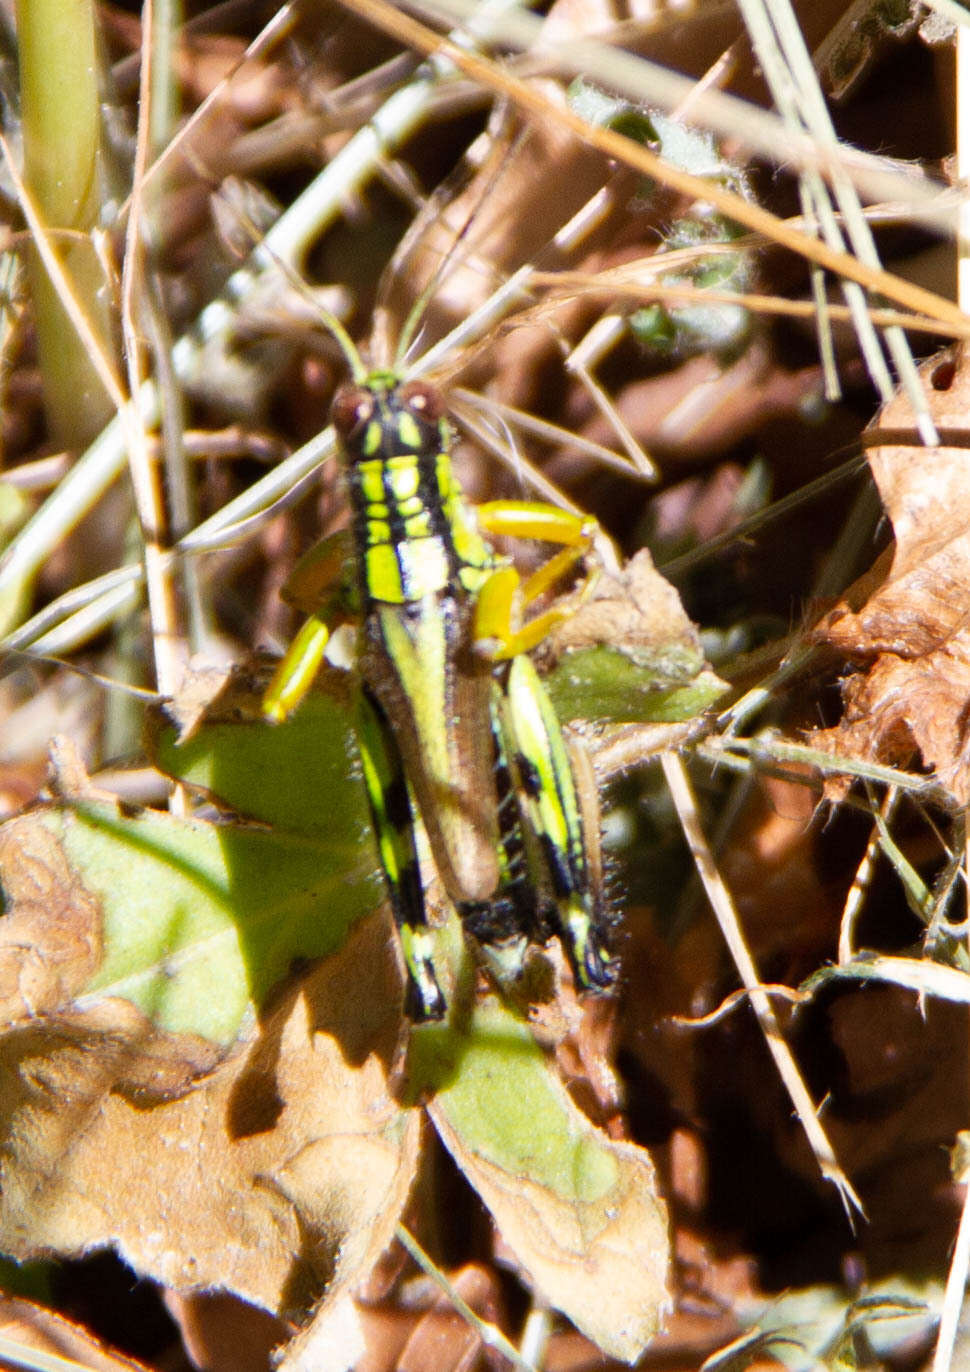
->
[471,502,598,660]
[263,615,333,723]
[262,529,356,723]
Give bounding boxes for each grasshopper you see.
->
[264,331,616,1020]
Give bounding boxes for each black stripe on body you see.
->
[382,766,413,833]
[515,749,587,895]
[537,832,575,901]
[459,689,541,950]
[355,685,446,1020]
[415,446,460,578]
[515,752,542,799]
[344,388,462,606]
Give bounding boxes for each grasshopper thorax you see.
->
[331,369,495,610]
[331,374,446,465]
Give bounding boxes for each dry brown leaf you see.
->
[812,347,970,802]
[0,809,103,1025]
[0,910,421,1332]
[278,1289,380,1372]
[165,1289,290,1372]
[393,1265,503,1372]
[542,547,705,667]
[163,657,239,741]
[585,337,827,465]
[0,1293,155,1371]
[345,1265,504,1372]
[821,989,967,1277]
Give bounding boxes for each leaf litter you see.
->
[813,348,970,806]
[0,677,672,1366]
[2,0,969,1366]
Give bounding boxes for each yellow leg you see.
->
[471,502,599,661]
[264,530,354,721]
[519,543,593,605]
[475,501,595,550]
[263,615,332,723]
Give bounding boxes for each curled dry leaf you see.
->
[543,549,703,667]
[812,348,970,803]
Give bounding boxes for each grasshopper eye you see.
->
[332,384,375,441]
[399,380,445,423]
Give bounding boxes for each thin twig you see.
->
[661,751,864,1219]
[396,1224,538,1372]
[121,0,184,710]
[530,272,970,339]
[932,1145,970,1372]
[839,789,900,963]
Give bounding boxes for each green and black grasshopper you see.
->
[263,324,616,1021]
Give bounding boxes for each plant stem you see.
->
[16,0,114,445]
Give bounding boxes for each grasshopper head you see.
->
[331,376,446,464]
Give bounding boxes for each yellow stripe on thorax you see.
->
[357,442,500,604]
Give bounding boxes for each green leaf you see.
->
[0,687,383,1048]
[151,681,364,837]
[545,646,727,724]
[43,799,381,1045]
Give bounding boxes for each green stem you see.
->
[16,0,113,445]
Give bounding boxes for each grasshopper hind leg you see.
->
[355,688,447,1022]
[496,655,617,997]
[458,700,544,956]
